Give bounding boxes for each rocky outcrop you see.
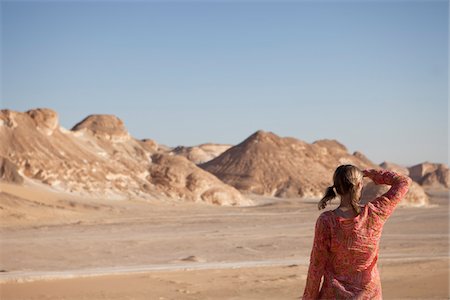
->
[408,162,449,188]
[172,143,232,164]
[1,108,436,207]
[1,110,151,199]
[200,131,375,199]
[0,109,250,206]
[0,108,59,136]
[71,114,130,141]
[139,139,167,154]
[200,130,429,206]
[353,151,374,166]
[148,154,252,206]
[26,108,59,136]
[0,157,24,184]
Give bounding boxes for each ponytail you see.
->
[351,201,361,214]
[318,185,337,210]
[350,186,361,214]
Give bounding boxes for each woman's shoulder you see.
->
[320,210,334,217]
[317,210,334,223]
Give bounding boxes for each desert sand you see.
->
[0,182,448,299]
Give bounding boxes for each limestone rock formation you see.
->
[71,114,130,141]
[0,109,250,206]
[148,153,252,206]
[200,130,429,206]
[353,151,374,166]
[200,131,375,198]
[26,108,59,135]
[172,143,232,164]
[1,108,434,207]
[0,157,24,184]
[1,109,151,199]
[408,162,449,188]
[139,139,169,154]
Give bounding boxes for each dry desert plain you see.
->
[0,182,449,300]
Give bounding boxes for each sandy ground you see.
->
[0,182,449,299]
[1,259,448,300]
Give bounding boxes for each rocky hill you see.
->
[0,109,251,206]
[199,130,369,198]
[408,162,449,188]
[2,109,439,207]
[171,143,232,164]
[200,130,429,206]
[148,153,250,205]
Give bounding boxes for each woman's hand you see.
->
[362,169,370,178]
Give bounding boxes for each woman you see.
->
[302,164,412,299]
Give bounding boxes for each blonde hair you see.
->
[318,164,363,214]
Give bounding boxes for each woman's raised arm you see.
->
[362,169,412,222]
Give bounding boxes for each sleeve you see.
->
[302,214,330,300]
[363,169,412,222]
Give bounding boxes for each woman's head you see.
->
[318,164,364,213]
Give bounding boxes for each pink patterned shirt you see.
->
[302,169,412,300]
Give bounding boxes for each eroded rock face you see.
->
[1,108,438,208]
[200,131,374,199]
[200,130,430,207]
[0,108,58,134]
[0,108,251,206]
[148,153,252,206]
[172,143,232,164]
[1,109,152,199]
[0,110,19,129]
[139,139,163,154]
[26,108,59,136]
[408,162,449,188]
[71,115,130,141]
[0,157,24,184]
[353,151,374,166]
[313,139,348,155]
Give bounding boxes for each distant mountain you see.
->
[148,153,250,206]
[408,162,449,188]
[1,109,440,207]
[200,130,430,206]
[171,143,232,164]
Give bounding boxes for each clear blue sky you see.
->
[1,1,448,166]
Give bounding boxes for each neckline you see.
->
[331,207,363,220]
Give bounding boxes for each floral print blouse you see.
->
[302,169,412,300]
